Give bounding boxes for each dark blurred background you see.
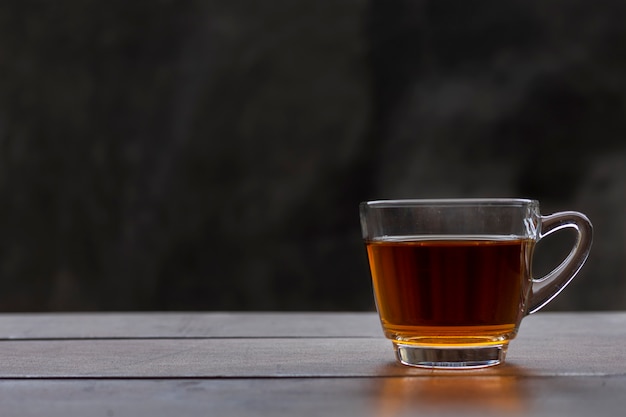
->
[0,0,624,312]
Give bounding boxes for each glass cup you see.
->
[360,199,593,369]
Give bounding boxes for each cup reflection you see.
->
[374,366,527,416]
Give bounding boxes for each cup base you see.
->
[393,343,507,369]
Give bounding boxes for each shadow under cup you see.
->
[360,199,593,369]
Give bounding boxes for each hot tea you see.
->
[366,236,535,346]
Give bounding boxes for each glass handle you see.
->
[527,211,593,314]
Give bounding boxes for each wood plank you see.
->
[0,311,623,341]
[0,312,382,339]
[0,313,624,378]
[0,376,624,417]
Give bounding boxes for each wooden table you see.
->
[0,312,624,416]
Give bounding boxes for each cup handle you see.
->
[527,211,593,314]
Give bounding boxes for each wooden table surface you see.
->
[0,311,624,416]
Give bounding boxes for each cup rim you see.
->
[360,198,538,208]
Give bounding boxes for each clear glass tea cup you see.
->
[360,199,593,369]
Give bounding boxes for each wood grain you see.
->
[0,312,382,339]
[0,312,624,417]
[0,312,623,378]
[0,377,624,417]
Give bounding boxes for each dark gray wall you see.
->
[0,0,624,311]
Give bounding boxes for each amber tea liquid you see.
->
[366,236,534,346]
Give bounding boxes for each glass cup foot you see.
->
[393,343,507,369]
